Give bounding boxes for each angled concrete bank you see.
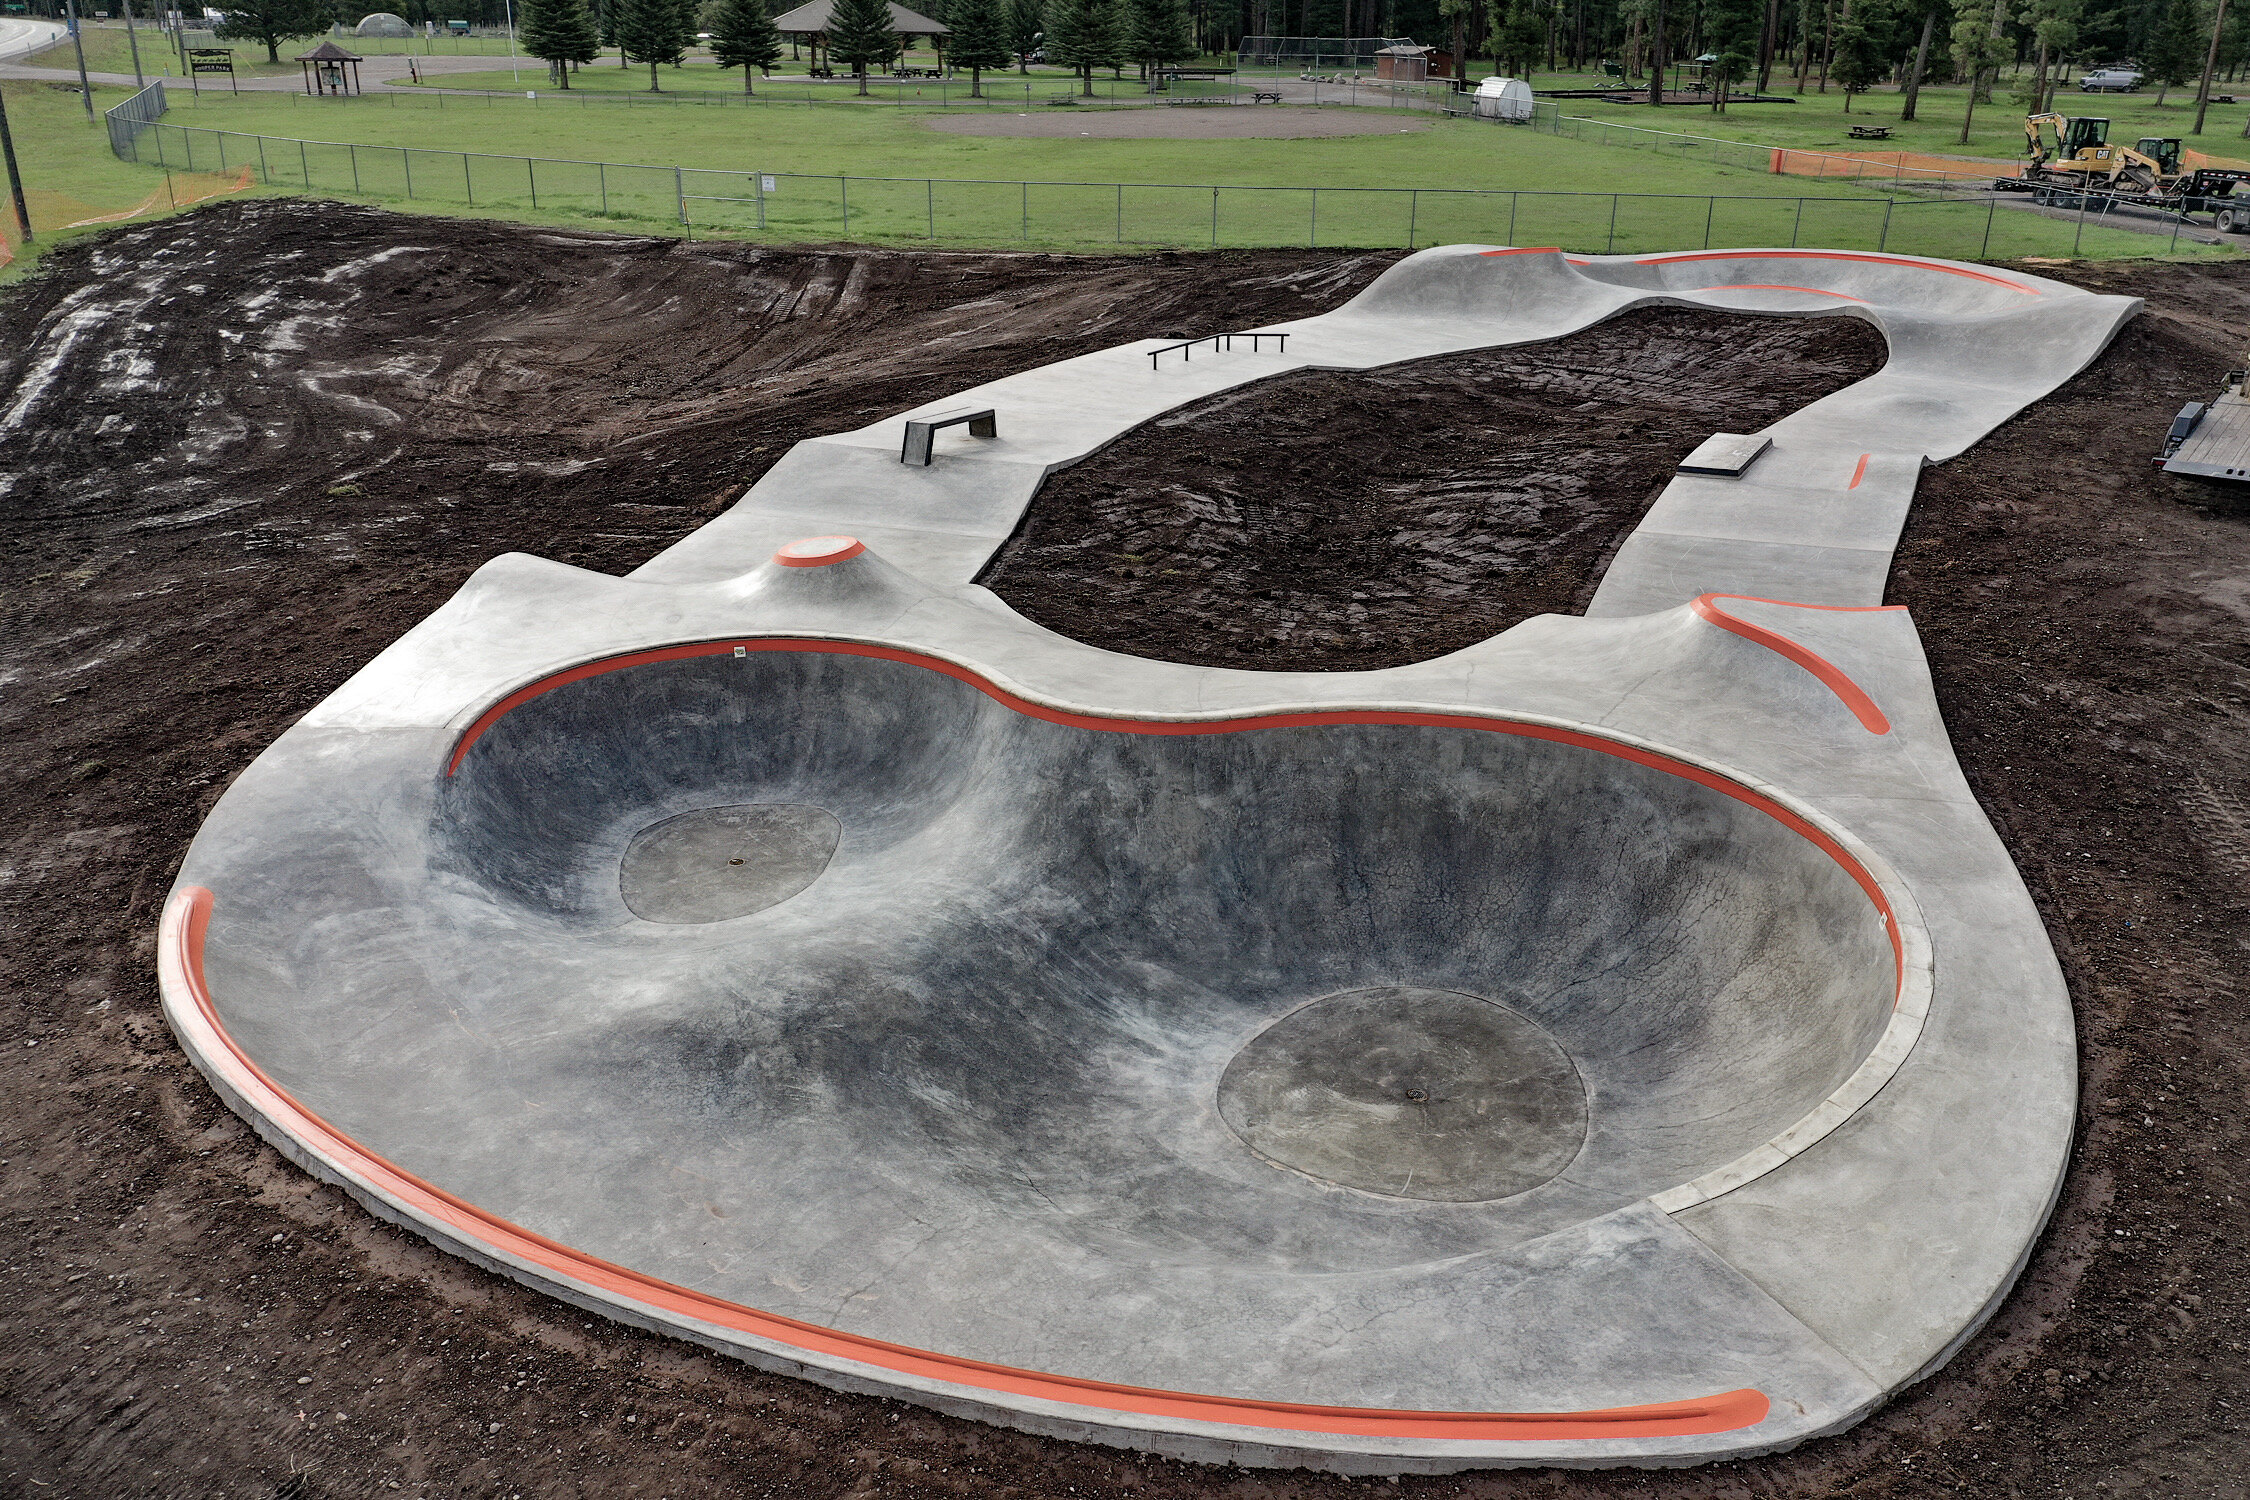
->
[159,247,2133,1471]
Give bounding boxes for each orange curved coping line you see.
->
[774,538,866,568]
[1689,594,1903,735]
[1848,452,1871,489]
[1702,284,1870,304]
[444,638,1904,990]
[1631,250,2040,295]
[1477,246,1564,256]
[161,882,1773,1442]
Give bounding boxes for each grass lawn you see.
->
[1506,65,2250,167]
[0,77,282,282]
[17,23,542,79]
[127,89,2209,257]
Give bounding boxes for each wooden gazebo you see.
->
[771,0,949,75]
[297,40,366,97]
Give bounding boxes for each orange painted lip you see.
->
[1632,250,2040,295]
[1701,283,1871,304]
[162,880,1775,1443]
[1477,246,1565,256]
[1689,594,1904,735]
[444,638,1906,988]
[773,536,866,568]
[1848,452,1872,489]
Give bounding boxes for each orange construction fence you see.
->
[0,166,254,270]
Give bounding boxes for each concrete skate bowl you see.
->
[167,640,1922,1462]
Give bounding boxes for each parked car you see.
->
[2079,68,2143,92]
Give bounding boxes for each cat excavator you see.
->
[1997,113,2250,232]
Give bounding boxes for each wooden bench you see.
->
[901,407,997,466]
[1848,124,1893,140]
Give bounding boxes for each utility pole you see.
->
[67,0,95,121]
[122,0,147,89]
[2194,0,2230,135]
[0,84,32,247]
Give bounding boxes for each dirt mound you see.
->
[1,199,2247,1498]
[981,306,1886,668]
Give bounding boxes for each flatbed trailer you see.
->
[2160,373,2250,482]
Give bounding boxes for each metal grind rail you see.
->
[1147,332,1291,368]
[102,97,2225,260]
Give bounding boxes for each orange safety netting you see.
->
[1767,147,2018,184]
[0,167,254,270]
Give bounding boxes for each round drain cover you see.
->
[620,804,840,924]
[1216,986,1587,1202]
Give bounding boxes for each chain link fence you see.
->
[104,89,2211,259]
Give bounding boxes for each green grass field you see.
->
[16,22,538,78]
[116,89,2208,257]
[0,77,284,281]
[1495,65,2250,168]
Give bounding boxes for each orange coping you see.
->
[442,638,1906,990]
[1702,284,1870,303]
[773,536,867,567]
[1689,594,1903,735]
[1634,250,2040,295]
[161,882,1778,1443]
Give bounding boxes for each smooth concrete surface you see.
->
[158,246,2123,1471]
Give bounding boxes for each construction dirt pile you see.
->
[2,200,2246,1498]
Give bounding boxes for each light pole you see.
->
[0,84,33,247]
[67,0,95,121]
[121,0,147,89]
[505,0,521,83]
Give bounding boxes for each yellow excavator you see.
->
[1998,113,2250,232]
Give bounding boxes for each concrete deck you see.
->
[158,246,2130,1471]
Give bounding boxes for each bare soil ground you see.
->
[980,307,1886,666]
[1,200,2246,1500]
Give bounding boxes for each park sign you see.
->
[186,46,238,95]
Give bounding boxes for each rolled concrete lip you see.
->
[159,682,1927,1461]
[157,245,2126,1472]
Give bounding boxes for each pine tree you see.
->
[1698,0,1760,105]
[1829,12,1885,110]
[211,0,334,64]
[1045,0,1102,90]
[1095,0,1129,77]
[522,0,602,86]
[672,0,702,62]
[948,0,1012,92]
[617,0,686,88]
[710,0,784,89]
[829,0,899,93]
[1005,0,1042,69]
[1125,0,1193,75]
[2145,0,2203,102]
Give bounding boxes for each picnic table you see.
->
[1251,90,1282,103]
[1848,124,1893,140]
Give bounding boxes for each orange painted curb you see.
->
[440,638,1905,989]
[1689,594,1903,735]
[162,882,1776,1443]
[773,536,867,567]
[1632,250,2039,295]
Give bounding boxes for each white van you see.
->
[2079,68,2143,92]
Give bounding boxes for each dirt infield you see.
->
[2,201,2248,1498]
[924,105,1431,138]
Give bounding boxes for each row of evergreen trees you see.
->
[517,0,1194,94]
